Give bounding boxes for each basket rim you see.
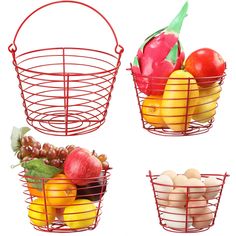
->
[12,47,121,77]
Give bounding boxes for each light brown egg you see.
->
[193,208,214,229]
[184,168,201,179]
[161,170,177,181]
[204,177,221,200]
[168,188,186,208]
[186,178,206,199]
[187,196,207,216]
[173,175,188,189]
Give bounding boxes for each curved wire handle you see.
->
[9,0,124,54]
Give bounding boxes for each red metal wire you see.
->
[147,171,229,233]
[131,67,225,136]
[9,1,123,136]
[19,169,111,233]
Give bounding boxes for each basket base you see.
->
[143,121,213,137]
[33,222,97,233]
[26,110,106,136]
[162,225,210,233]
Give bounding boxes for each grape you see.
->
[22,156,33,162]
[43,158,50,165]
[20,146,32,157]
[21,136,30,147]
[50,159,61,168]
[32,141,41,150]
[39,149,47,158]
[17,152,23,159]
[98,154,107,162]
[58,147,68,159]
[42,143,53,152]
[47,148,57,159]
[28,136,36,146]
[31,147,40,158]
[66,145,76,154]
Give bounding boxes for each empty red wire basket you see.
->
[9,1,123,136]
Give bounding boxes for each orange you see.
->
[45,174,77,208]
[27,182,43,198]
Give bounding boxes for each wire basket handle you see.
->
[9,0,123,54]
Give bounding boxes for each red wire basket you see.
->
[9,1,123,136]
[147,171,229,233]
[19,169,111,233]
[131,69,226,136]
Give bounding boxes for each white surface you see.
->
[0,0,235,235]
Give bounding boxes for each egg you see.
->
[187,196,207,216]
[173,175,188,187]
[186,178,206,199]
[153,175,174,202]
[161,170,177,181]
[163,207,193,230]
[168,188,186,208]
[204,177,221,200]
[184,168,201,179]
[193,207,214,229]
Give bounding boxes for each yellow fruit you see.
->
[193,83,221,123]
[63,199,97,229]
[199,82,221,102]
[161,70,199,131]
[141,95,166,128]
[28,198,56,227]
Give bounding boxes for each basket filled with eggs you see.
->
[131,1,226,136]
[147,168,229,233]
[11,127,111,233]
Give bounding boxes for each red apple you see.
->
[64,147,102,186]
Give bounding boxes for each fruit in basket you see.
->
[132,2,188,95]
[192,207,214,229]
[163,207,193,229]
[192,83,221,123]
[141,95,166,128]
[76,172,107,202]
[161,70,199,131]
[64,148,102,186]
[173,175,188,187]
[45,174,77,208]
[28,198,56,227]
[185,48,226,87]
[27,181,43,197]
[204,177,221,200]
[63,199,97,229]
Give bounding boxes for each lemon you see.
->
[28,198,56,227]
[63,199,97,229]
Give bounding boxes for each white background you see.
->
[0,0,235,235]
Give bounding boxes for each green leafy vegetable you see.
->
[22,159,62,190]
[11,126,30,153]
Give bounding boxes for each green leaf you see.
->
[22,159,62,190]
[10,126,30,153]
[133,56,140,67]
[166,43,178,64]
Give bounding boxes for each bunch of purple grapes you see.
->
[17,136,75,168]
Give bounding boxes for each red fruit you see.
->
[185,48,226,87]
[64,147,102,186]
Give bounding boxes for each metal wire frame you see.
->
[9,1,124,136]
[19,169,111,233]
[131,67,225,136]
[147,171,229,233]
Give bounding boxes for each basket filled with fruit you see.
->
[131,1,226,136]
[9,1,123,136]
[147,168,229,233]
[11,127,111,233]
